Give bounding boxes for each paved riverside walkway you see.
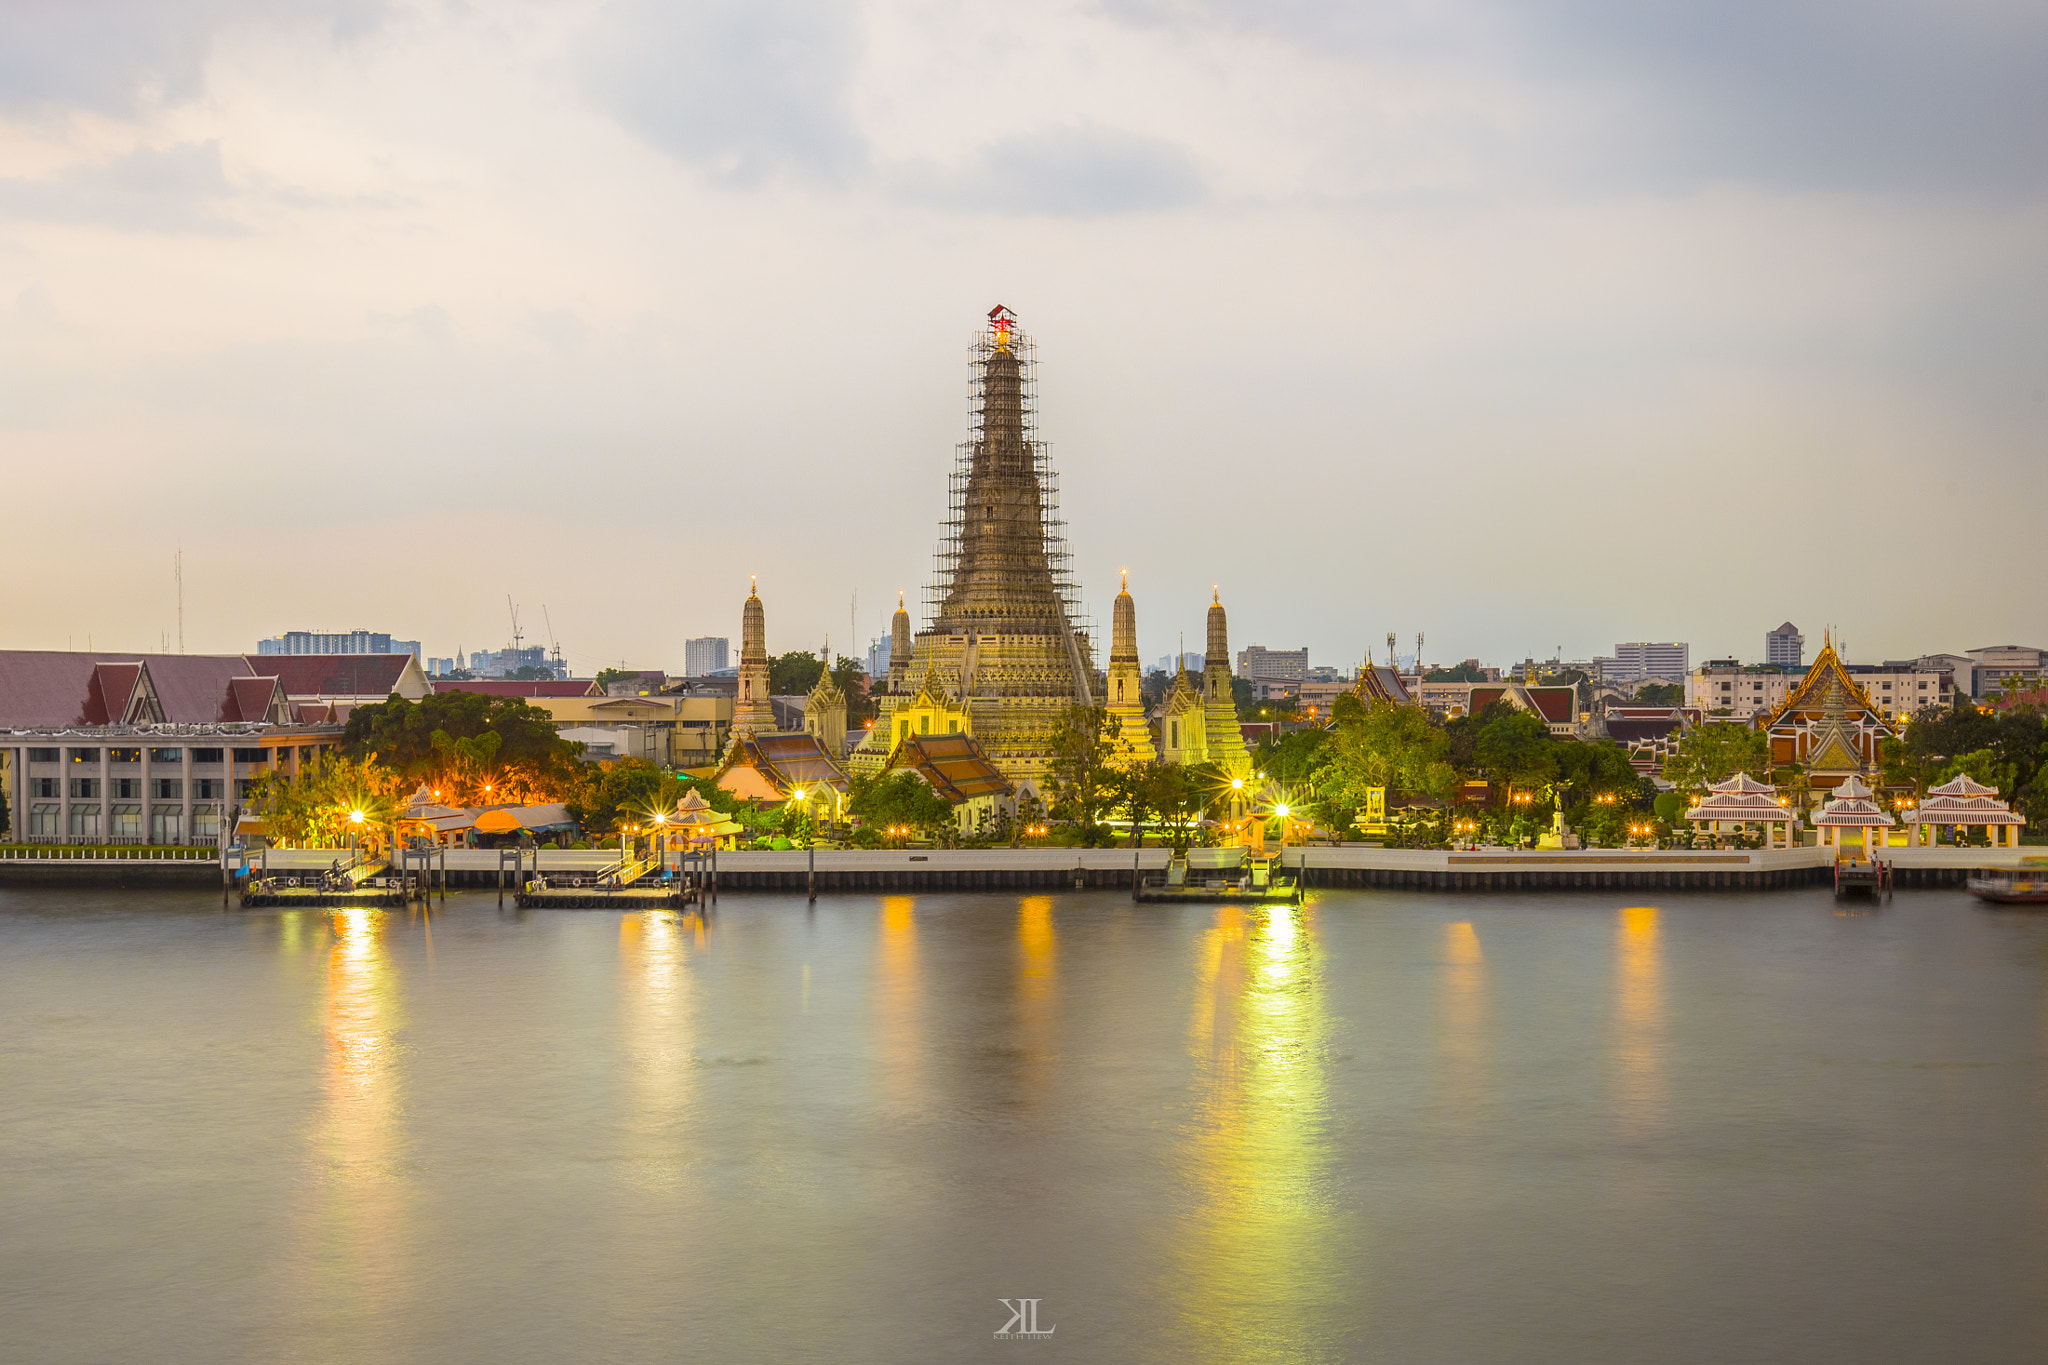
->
[3,844,2031,892]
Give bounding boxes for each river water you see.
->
[3,886,2046,1363]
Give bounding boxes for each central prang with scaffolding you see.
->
[850,305,1098,792]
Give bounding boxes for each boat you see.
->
[1134,853,1303,904]
[1968,860,2048,906]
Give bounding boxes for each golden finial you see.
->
[749,573,758,597]
[1120,567,1128,591]
[897,589,905,610]
[1212,584,1219,604]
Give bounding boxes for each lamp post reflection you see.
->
[1014,896,1057,1109]
[1168,902,1337,1360]
[1613,905,1667,1140]
[1437,921,1491,1133]
[288,906,410,1355]
[619,909,694,1174]
[875,896,922,1111]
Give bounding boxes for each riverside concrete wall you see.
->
[4,845,2030,894]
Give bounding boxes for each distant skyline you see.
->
[3,2,2043,671]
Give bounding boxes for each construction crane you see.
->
[507,596,524,653]
[542,605,565,677]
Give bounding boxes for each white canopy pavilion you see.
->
[1684,773,1797,849]
[1903,774,2026,848]
[1810,774,1895,849]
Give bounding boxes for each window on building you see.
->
[153,778,182,800]
[149,748,182,763]
[31,777,58,799]
[151,808,183,844]
[232,748,266,763]
[193,748,224,764]
[27,748,58,763]
[109,748,140,763]
[194,778,222,800]
[110,804,142,839]
[112,778,140,800]
[69,805,101,839]
[29,804,59,839]
[234,779,255,799]
[191,806,220,841]
[70,778,100,799]
[920,716,930,734]
[69,748,99,763]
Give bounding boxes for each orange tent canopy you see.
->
[473,809,524,834]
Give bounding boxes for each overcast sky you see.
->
[3,0,2043,674]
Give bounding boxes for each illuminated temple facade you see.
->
[1761,632,1897,792]
[850,307,1097,795]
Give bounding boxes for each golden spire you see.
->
[1120,567,1128,592]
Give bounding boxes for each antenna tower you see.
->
[175,549,184,653]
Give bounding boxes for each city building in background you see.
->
[258,630,420,662]
[1155,652,1204,674]
[466,645,565,679]
[1687,659,1791,719]
[1236,645,1307,682]
[1765,622,1805,669]
[1594,641,1689,681]
[1966,644,2047,699]
[685,637,731,677]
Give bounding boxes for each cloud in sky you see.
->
[0,0,2041,673]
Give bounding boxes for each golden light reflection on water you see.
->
[1437,922,1491,1130]
[284,907,410,1356]
[620,911,693,1173]
[1169,903,1336,1359]
[1613,906,1667,1137]
[1014,897,1058,1107]
[876,897,921,1109]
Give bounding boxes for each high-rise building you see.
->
[1600,641,1689,681]
[1155,652,1204,673]
[849,306,1095,793]
[1765,623,1804,670]
[865,635,890,685]
[258,630,420,662]
[685,636,730,677]
[1236,645,1308,681]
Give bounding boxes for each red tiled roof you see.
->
[249,653,412,699]
[433,679,602,698]
[1525,686,1574,722]
[0,651,270,727]
[228,676,286,723]
[893,733,1012,802]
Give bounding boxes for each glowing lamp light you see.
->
[1274,803,1290,818]
[1231,778,1244,790]
[349,810,364,824]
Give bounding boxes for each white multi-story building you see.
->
[685,636,731,677]
[1765,623,1804,669]
[1687,661,1792,719]
[1598,641,1689,681]
[1237,645,1308,681]
[258,629,420,662]
[1966,644,2047,699]
[1847,662,1963,723]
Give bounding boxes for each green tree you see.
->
[344,690,583,803]
[1047,704,1122,845]
[1633,682,1683,706]
[1127,761,1218,854]
[1661,721,1771,801]
[847,771,954,840]
[1474,708,1558,798]
[510,664,554,681]
[1424,662,1486,683]
[768,650,827,697]
[1232,675,1258,721]
[574,757,698,837]
[593,667,635,692]
[246,755,404,848]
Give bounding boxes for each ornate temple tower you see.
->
[887,592,912,694]
[731,577,774,744]
[851,306,1095,791]
[1106,571,1155,764]
[804,667,847,756]
[1202,589,1252,775]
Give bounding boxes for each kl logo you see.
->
[995,1298,1056,1339]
